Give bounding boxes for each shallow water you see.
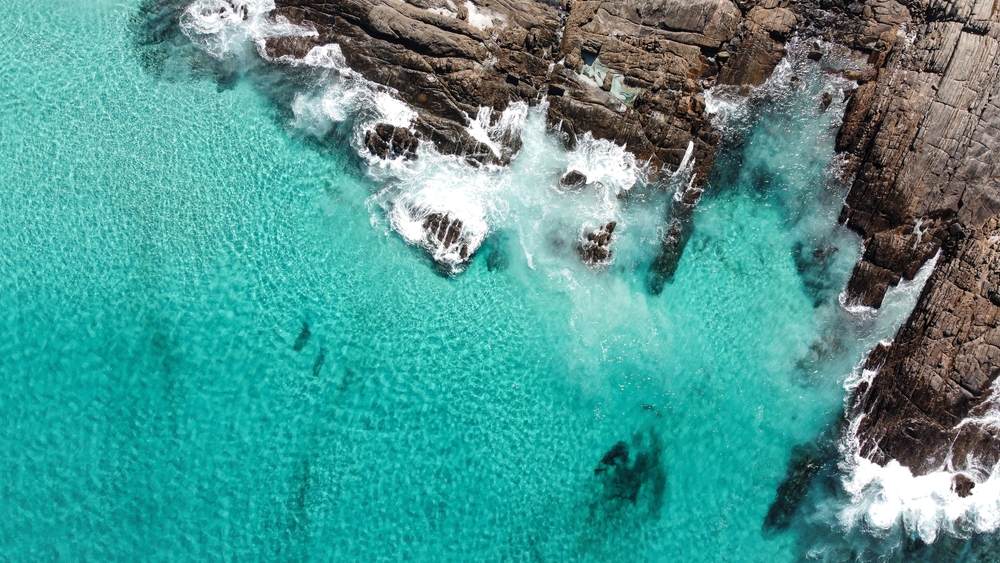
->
[0,1,992,561]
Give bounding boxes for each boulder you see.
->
[559,170,588,190]
[365,123,419,160]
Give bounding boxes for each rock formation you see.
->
[834,0,1000,479]
[267,0,744,179]
[560,169,587,190]
[579,221,616,266]
[421,210,474,266]
[251,0,1000,482]
[647,166,704,293]
[365,123,419,160]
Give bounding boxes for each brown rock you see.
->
[579,221,617,266]
[560,170,588,190]
[365,123,420,160]
[843,1,1000,476]
[953,474,975,498]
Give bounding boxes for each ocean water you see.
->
[0,1,995,561]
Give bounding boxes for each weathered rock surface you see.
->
[838,0,1000,479]
[365,123,419,160]
[268,0,752,179]
[579,221,616,265]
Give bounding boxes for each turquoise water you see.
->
[0,1,977,561]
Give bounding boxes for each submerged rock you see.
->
[293,321,311,351]
[592,430,666,515]
[579,221,616,266]
[364,123,419,160]
[763,445,824,532]
[312,347,326,377]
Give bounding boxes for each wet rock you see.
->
[820,91,833,111]
[841,2,1000,477]
[364,123,419,160]
[293,322,311,351]
[807,50,823,61]
[648,175,703,294]
[579,221,616,266]
[418,210,476,273]
[953,473,975,498]
[560,170,587,190]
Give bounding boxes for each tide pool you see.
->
[0,1,977,561]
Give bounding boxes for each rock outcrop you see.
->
[268,0,743,180]
[647,167,704,293]
[836,0,1000,479]
[253,0,1000,482]
[365,123,419,160]
[579,221,616,266]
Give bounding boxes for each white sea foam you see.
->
[464,1,506,31]
[179,0,315,59]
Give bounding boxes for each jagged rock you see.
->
[396,206,480,273]
[718,7,796,86]
[365,123,419,160]
[953,473,976,498]
[579,221,616,266]
[269,0,746,180]
[560,170,587,190]
[423,212,472,260]
[841,0,1000,478]
[648,174,704,294]
[807,50,823,61]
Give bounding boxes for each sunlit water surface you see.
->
[2,1,995,561]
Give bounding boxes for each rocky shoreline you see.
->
[835,0,1000,486]
[253,0,998,485]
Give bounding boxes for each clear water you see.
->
[1,1,993,561]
